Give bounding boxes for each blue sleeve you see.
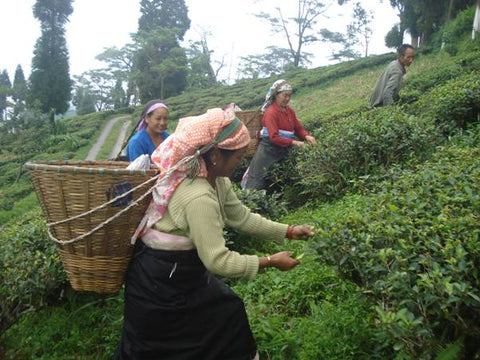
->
[127,137,145,162]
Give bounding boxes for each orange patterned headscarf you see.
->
[132,105,250,241]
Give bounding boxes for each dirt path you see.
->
[109,120,131,160]
[85,115,130,161]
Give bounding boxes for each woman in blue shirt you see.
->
[127,100,170,161]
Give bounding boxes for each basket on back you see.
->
[236,110,262,157]
[24,160,158,293]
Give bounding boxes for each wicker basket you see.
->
[236,109,262,157]
[24,160,158,293]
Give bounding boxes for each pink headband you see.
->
[137,102,169,131]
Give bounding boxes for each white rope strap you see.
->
[47,152,201,245]
[47,173,160,227]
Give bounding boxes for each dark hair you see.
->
[201,147,236,165]
[141,99,168,118]
[397,44,415,56]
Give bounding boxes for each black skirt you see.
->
[113,241,257,360]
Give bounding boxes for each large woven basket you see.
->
[236,109,262,157]
[24,160,158,293]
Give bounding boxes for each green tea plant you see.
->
[313,132,480,358]
[0,209,66,335]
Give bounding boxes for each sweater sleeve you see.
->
[383,67,404,105]
[264,109,294,148]
[221,179,288,240]
[185,193,260,280]
[291,110,309,140]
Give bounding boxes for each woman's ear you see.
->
[209,147,222,166]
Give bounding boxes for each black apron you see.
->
[113,241,257,360]
[244,138,289,190]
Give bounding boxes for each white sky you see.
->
[0,0,399,84]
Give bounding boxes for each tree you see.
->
[138,0,190,40]
[132,27,188,101]
[237,47,300,79]
[0,70,11,121]
[186,30,222,89]
[388,0,476,46]
[11,65,28,130]
[347,2,373,57]
[72,86,96,115]
[133,0,190,102]
[12,65,27,104]
[255,0,328,67]
[385,24,404,48]
[110,79,127,110]
[96,45,137,106]
[73,70,117,112]
[29,0,73,132]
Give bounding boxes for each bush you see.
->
[0,210,66,334]
[274,107,440,204]
[233,258,383,360]
[414,73,480,134]
[313,136,480,358]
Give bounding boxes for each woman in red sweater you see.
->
[243,80,316,190]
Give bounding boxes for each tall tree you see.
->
[255,0,328,67]
[11,65,28,129]
[347,2,373,57]
[12,65,27,104]
[138,0,190,40]
[133,0,190,102]
[186,30,221,89]
[237,47,301,79]
[29,0,73,131]
[0,70,12,121]
[110,78,127,110]
[95,44,137,106]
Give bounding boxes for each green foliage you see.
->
[233,258,383,360]
[313,133,480,358]
[413,73,480,134]
[0,209,66,334]
[29,0,73,118]
[0,290,123,359]
[400,62,464,103]
[274,107,440,204]
[433,6,476,56]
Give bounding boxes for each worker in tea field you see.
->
[113,104,315,360]
[127,100,170,161]
[242,79,316,190]
[368,44,415,108]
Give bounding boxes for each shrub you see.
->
[414,73,480,134]
[313,137,480,358]
[233,258,383,360]
[274,107,440,204]
[0,210,67,334]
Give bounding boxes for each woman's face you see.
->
[275,90,292,109]
[146,107,169,135]
[216,146,248,178]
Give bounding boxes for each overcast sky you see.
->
[0,0,399,84]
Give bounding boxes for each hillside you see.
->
[1,8,479,358]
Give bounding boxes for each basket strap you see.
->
[47,173,161,228]
[46,152,199,244]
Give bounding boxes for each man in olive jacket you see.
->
[369,44,415,108]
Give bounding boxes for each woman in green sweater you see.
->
[113,105,314,360]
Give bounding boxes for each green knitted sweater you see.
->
[153,177,288,280]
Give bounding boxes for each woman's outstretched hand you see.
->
[259,251,299,271]
[288,225,315,240]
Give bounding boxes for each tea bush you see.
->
[233,257,384,360]
[0,209,66,334]
[313,135,480,358]
[413,73,480,134]
[272,106,440,205]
